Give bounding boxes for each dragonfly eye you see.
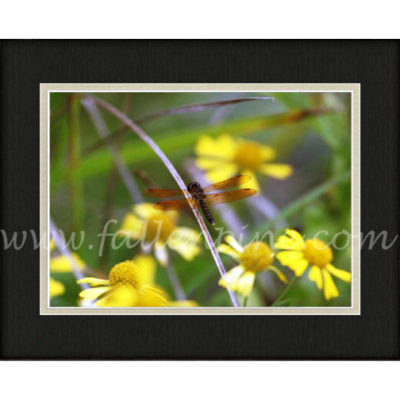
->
[187,182,201,192]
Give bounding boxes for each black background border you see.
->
[1,40,399,359]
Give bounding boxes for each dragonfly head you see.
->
[187,181,202,193]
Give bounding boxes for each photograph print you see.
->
[41,84,360,315]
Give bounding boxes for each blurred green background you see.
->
[50,91,352,307]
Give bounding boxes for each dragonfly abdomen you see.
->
[199,199,215,225]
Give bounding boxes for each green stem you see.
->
[271,276,299,307]
[67,95,84,233]
[242,296,248,307]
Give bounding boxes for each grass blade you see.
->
[136,96,274,123]
[67,95,84,232]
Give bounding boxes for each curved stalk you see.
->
[82,97,187,301]
[89,96,240,307]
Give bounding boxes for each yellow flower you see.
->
[49,277,65,298]
[275,229,351,300]
[119,203,201,266]
[217,235,288,297]
[78,255,198,307]
[78,255,168,307]
[195,134,293,190]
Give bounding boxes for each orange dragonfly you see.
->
[144,175,257,225]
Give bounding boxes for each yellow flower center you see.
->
[240,242,274,272]
[108,261,141,289]
[302,238,333,268]
[143,214,176,243]
[233,142,264,171]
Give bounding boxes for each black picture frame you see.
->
[1,40,398,359]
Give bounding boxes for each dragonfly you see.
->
[144,175,257,225]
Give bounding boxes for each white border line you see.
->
[40,83,361,316]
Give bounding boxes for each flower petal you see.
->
[195,134,237,160]
[49,277,65,298]
[241,169,260,191]
[277,251,309,276]
[326,264,351,282]
[260,145,276,161]
[133,203,180,223]
[133,203,159,219]
[217,244,241,261]
[236,271,256,297]
[268,266,288,284]
[118,212,144,239]
[308,266,323,289]
[50,253,85,272]
[169,300,198,307]
[195,136,223,158]
[79,286,111,301]
[276,250,304,266]
[322,269,339,300]
[195,157,225,170]
[137,285,168,307]
[77,277,110,287]
[167,227,201,261]
[225,235,244,252]
[168,227,201,261]
[154,241,168,266]
[292,259,309,276]
[218,265,245,291]
[135,254,157,285]
[286,229,304,242]
[205,164,238,183]
[96,285,138,307]
[274,229,305,250]
[260,163,293,179]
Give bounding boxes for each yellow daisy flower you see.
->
[78,255,167,307]
[195,134,293,190]
[78,255,198,307]
[49,277,65,298]
[275,229,351,300]
[217,235,288,297]
[119,203,201,266]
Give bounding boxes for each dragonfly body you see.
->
[144,175,256,225]
[187,181,215,225]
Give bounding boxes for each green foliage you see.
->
[50,91,352,307]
